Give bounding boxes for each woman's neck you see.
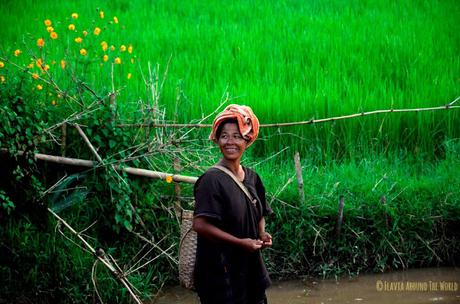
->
[218,159,244,180]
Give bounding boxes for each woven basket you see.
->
[179,209,197,289]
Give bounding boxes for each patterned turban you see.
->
[209,104,260,147]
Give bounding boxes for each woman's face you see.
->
[217,122,247,162]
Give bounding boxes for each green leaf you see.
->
[109,139,117,148]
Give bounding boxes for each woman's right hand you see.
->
[239,238,264,252]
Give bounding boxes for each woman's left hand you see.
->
[259,232,272,248]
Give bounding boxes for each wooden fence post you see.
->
[61,123,67,157]
[380,195,390,229]
[335,195,345,238]
[173,157,182,218]
[293,152,305,204]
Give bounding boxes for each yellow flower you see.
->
[102,54,108,62]
[128,45,133,54]
[74,37,83,43]
[36,84,43,90]
[99,10,104,19]
[93,27,101,36]
[101,41,108,51]
[37,38,45,48]
[14,49,22,57]
[47,26,54,33]
[68,24,75,31]
[0,61,4,68]
[114,57,121,64]
[127,73,132,79]
[82,30,88,37]
[44,19,52,26]
[50,32,58,39]
[0,76,5,83]
[80,48,87,56]
[71,13,78,19]
[60,59,66,69]
[51,100,57,106]
[32,73,39,79]
[43,64,50,71]
[165,175,173,183]
[113,16,119,24]
[110,45,115,51]
[36,58,43,69]
[130,58,134,64]
[27,63,34,69]
[120,45,126,52]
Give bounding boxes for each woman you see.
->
[193,104,273,304]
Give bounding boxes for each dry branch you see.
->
[74,124,104,163]
[48,208,143,304]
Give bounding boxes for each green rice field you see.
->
[1,0,459,157]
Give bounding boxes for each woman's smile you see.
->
[218,123,247,161]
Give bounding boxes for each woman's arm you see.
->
[258,217,272,248]
[193,216,263,252]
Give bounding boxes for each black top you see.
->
[193,166,273,304]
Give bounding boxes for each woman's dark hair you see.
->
[215,118,238,139]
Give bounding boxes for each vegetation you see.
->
[0,0,458,303]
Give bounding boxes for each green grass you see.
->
[1,0,459,157]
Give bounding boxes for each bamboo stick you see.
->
[116,102,460,128]
[1,149,198,184]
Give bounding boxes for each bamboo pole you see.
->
[293,152,305,204]
[48,208,143,304]
[1,149,198,184]
[116,101,460,128]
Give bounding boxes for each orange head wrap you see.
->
[209,104,260,147]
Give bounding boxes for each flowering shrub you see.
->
[0,9,137,114]
[0,9,141,228]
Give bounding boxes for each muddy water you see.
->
[152,267,460,304]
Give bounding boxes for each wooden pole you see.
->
[335,196,345,238]
[380,195,390,229]
[173,157,182,218]
[61,123,67,157]
[293,152,305,204]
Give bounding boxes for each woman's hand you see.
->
[259,232,272,248]
[239,238,264,252]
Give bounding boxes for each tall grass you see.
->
[1,0,459,157]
